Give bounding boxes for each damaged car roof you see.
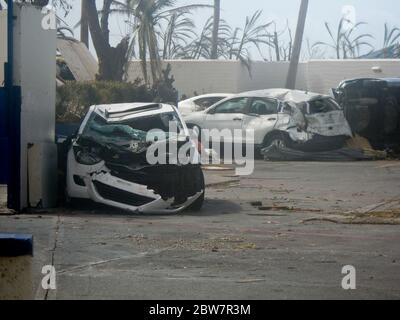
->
[93,103,175,120]
[236,89,326,103]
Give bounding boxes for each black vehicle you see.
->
[332,78,400,150]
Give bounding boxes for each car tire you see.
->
[187,170,205,212]
[263,132,290,149]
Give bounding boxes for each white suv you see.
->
[184,89,353,151]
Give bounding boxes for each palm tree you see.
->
[184,16,231,59]
[211,0,221,59]
[115,0,211,84]
[269,21,293,61]
[314,18,348,59]
[313,17,373,59]
[184,10,272,73]
[184,17,215,59]
[160,12,196,59]
[230,10,273,72]
[344,22,374,58]
[383,23,400,48]
[80,0,89,48]
[84,0,132,81]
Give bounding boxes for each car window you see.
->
[249,99,278,115]
[308,98,340,114]
[212,98,249,114]
[194,97,225,110]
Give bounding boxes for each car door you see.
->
[204,97,250,143]
[242,98,279,145]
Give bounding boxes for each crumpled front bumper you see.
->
[85,171,203,214]
[66,146,204,214]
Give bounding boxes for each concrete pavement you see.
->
[1,161,400,299]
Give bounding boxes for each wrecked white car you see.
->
[184,89,352,152]
[66,103,205,214]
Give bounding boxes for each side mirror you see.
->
[331,89,344,102]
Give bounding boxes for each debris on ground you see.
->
[249,201,323,213]
[262,145,375,161]
[202,165,235,171]
[0,209,14,216]
[301,215,400,225]
[248,213,287,217]
[262,130,390,161]
[302,199,400,225]
[236,279,266,284]
[345,135,387,159]
[346,199,400,215]
[121,234,260,252]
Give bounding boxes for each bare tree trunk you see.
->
[211,0,220,59]
[80,0,89,48]
[273,32,280,61]
[286,0,309,89]
[84,0,129,81]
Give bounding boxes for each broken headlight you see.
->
[73,147,102,165]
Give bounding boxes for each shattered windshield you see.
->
[80,112,184,146]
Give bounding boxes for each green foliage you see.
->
[384,23,400,48]
[56,68,178,123]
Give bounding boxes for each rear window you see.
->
[308,98,340,114]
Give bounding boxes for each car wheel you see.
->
[263,132,290,149]
[187,170,205,212]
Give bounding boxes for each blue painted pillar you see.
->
[3,1,22,211]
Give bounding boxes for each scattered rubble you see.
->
[302,199,400,225]
[262,145,375,161]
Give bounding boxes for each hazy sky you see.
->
[62,0,400,59]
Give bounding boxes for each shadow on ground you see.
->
[44,198,241,219]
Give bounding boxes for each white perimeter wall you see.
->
[127,59,400,97]
[305,59,400,94]
[237,61,308,93]
[127,60,242,95]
